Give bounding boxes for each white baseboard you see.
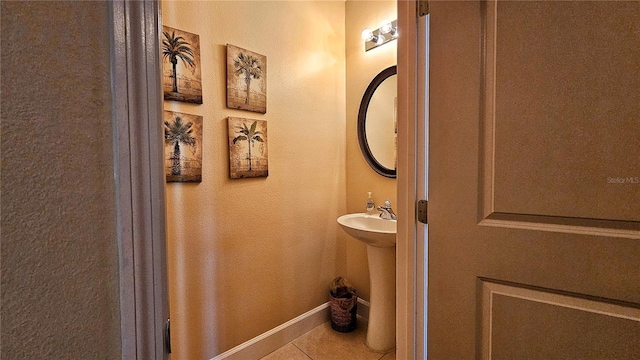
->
[210,302,330,360]
[210,299,371,360]
[356,297,371,325]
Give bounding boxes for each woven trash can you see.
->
[329,277,357,332]
[329,291,357,332]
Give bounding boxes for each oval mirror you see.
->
[357,65,397,178]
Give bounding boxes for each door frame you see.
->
[397,0,427,359]
[111,1,169,359]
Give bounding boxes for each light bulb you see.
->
[376,34,386,45]
[361,28,374,42]
[380,20,393,34]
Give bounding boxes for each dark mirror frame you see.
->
[357,65,397,178]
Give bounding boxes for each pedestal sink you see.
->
[337,213,396,352]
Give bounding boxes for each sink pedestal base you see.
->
[365,245,396,352]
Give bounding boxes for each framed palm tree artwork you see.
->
[164,111,203,182]
[226,44,267,113]
[228,117,268,179]
[162,26,203,104]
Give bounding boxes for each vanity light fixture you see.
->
[361,19,398,52]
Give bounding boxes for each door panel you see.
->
[485,1,640,223]
[483,281,640,360]
[429,1,640,359]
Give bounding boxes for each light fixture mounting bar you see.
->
[364,20,398,52]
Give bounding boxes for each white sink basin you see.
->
[337,213,396,247]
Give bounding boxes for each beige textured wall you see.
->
[1,1,121,359]
[345,0,397,302]
[161,1,347,358]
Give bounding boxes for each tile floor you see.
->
[259,321,396,360]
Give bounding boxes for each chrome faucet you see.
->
[377,200,397,220]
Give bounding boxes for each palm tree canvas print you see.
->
[226,44,267,113]
[164,111,203,182]
[228,117,268,178]
[162,26,203,104]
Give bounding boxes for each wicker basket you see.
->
[329,290,357,332]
